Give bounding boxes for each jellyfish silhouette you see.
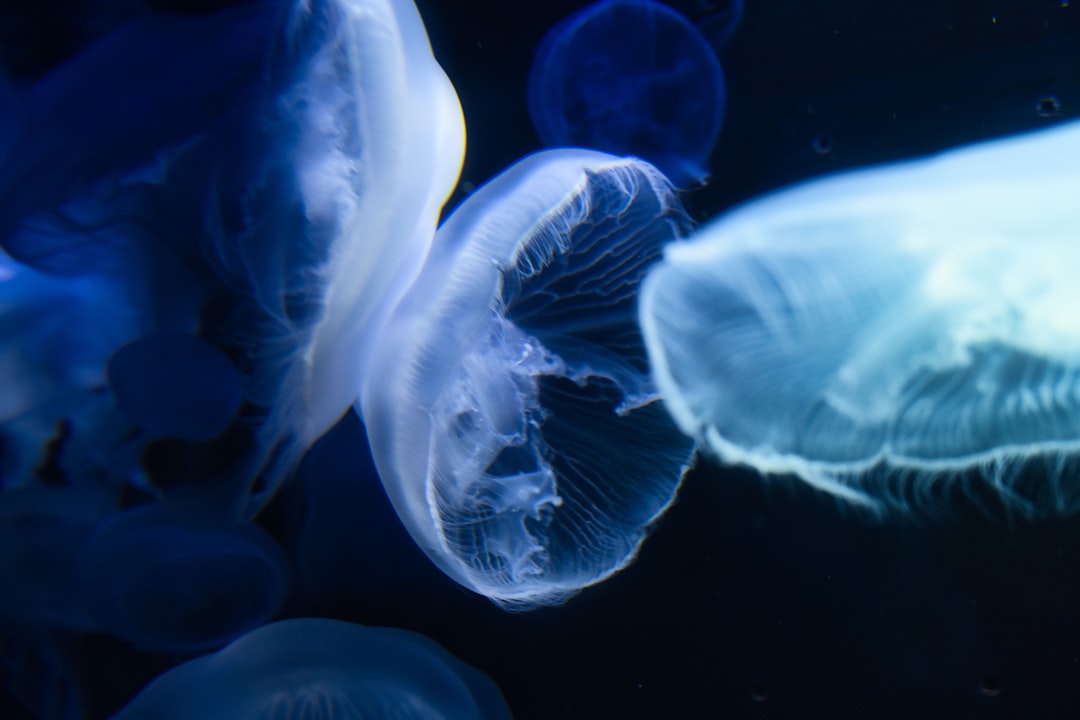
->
[0,249,141,487]
[111,618,512,719]
[77,504,291,653]
[107,334,243,442]
[0,485,112,631]
[639,120,1080,515]
[527,0,726,188]
[362,148,696,608]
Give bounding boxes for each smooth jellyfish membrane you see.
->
[77,504,291,653]
[527,0,726,188]
[639,120,1080,515]
[106,334,243,442]
[362,148,697,608]
[0,1,277,275]
[209,0,465,509]
[0,249,140,487]
[0,485,113,631]
[111,618,512,720]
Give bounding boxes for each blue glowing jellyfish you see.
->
[0,249,141,487]
[361,149,697,608]
[112,618,512,719]
[77,504,290,653]
[214,0,465,509]
[527,0,726,188]
[0,486,112,631]
[107,334,242,442]
[639,120,1080,514]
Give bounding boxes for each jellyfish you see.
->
[0,249,141,487]
[0,1,278,275]
[205,0,465,512]
[0,485,113,631]
[77,504,291,653]
[111,618,511,720]
[666,0,745,52]
[638,120,1080,515]
[107,334,243,443]
[527,0,726,188]
[361,148,697,608]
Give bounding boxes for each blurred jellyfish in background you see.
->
[112,618,512,720]
[0,486,112,632]
[666,0,744,52]
[77,504,291,653]
[527,0,726,188]
[0,252,141,488]
[362,148,697,608]
[639,120,1080,516]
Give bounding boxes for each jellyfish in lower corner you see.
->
[527,0,726,188]
[361,149,697,609]
[111,618,511,720]
[639,120,1080,515]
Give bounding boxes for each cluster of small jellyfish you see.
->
[3,0,1075,716]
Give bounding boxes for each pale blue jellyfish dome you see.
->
[639,120,1080,514]
[362,148,696,608]
[527,0,726,188]
[111,618,512,720]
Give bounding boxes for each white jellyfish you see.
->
[639,120,1080,514]
[362,149,696,608]
[222,0,466,510]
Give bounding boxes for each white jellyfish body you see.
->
[639,120,1080,513]
[215,0,465,508]
[362,149,696,608]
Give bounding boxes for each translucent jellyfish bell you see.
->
[639,120,1080,514]
[228,0,465,501]
[527,0,726,188]
[112,618,511,720]
[77,504,291,653]
[362,149,696,608]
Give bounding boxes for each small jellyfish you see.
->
[77,504,291,653]
[362,149,696,608]
[639,120,1080,514]
[0,485,112,631]
[107,334,242,442]
[111,618,512,720]
[527,0,726,187]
